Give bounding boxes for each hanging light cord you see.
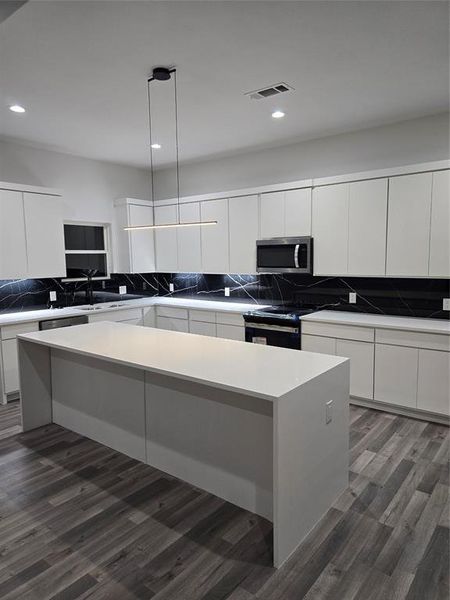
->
[146,77,156,227]
[173,69,181,225]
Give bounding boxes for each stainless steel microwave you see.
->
[256,237,313,274]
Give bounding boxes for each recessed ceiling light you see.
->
[9,104,26,113]
[272,110,285,119]
[151,143,161,149]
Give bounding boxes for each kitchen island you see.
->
[18,322,349,568]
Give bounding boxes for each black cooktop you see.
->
[244,304,317,325]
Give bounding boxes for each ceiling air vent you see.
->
[245,82,294,100]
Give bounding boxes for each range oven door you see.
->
[256,237,312,274]
[245,322,301,350]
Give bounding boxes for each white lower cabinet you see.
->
[335,339,374,400]
[374,344,418,409]
[156,316,189,333]
[302,334,336,355]
[216,323,245,341]
[189,320,216,337]
[417,349,450,416]
[2,339,19,394]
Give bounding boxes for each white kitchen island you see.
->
[18,322,349,568]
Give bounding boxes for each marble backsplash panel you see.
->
[0,272,449,319]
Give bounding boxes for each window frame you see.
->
[62,220,112,282]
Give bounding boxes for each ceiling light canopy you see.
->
[9,104,25,113]
[125,66,216,232]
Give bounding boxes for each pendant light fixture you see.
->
[125,67,217,231]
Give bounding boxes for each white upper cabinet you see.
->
[386,173,432,276]
[177,202,202,273]
[0,190,28,279]
[429,170,450,277]
[155,204,178,272]
[347,179,388,276]
[114,199,155,273]
[260,189,311,239]
[201,198,229,273]
[260,192,284,238]
[284,189,312,236]
[229,195,258,273]
[24,193,66,278]
[312,183,349,275]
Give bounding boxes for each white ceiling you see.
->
[0,0,448,168]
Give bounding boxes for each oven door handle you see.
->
[246,322,299,333]
[294,244,300,268]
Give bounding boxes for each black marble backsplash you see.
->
[0,272,449,320]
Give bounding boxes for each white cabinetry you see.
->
[156,316,189,333]
[302,334,336,355]
[386,173,432,276]
[336,339,374,400]
[177,203,202,272]
[0,321,39,403]
[312,184,349,275]
[216,323,245,341]
[201,198,229,273]
[347,179,387,276]
[114,199,155,274]
[0,190,28,279]
[189,320,216,337]
[417,349,450,416]
[229,195,258,273]
[260,189,311,238]
[155,205,178,272]
[429,171,450,277]
[374,344,418,408]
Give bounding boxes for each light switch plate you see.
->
[224,287,230,297]
[49,291,57,302]
[169,283,174,293]
[349,292,357,304]
[443,298,450,311]
[119,285,127,295]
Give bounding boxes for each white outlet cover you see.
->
[49,291,57,302]
[349,292,357,304]
[224,287,230,297]
[443,298,450,311]
[169,283,174,292]
[119,285,127,295]
[326,400,333,424]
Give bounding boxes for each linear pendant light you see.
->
[125,66,217,231]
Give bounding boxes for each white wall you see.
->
[0,139,150,223]
[154,113,450,199]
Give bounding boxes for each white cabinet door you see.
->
[348,179,387,276]
[301,334,336,355]
[284,189,311,236]
[386,173,432,276]
[229,195,258,274]
[142,307,156,327]
[0,190,27,279]
[201,199,229,273]
[156,315,189,333]
[260,192,284,238]
[429,170,450,277]
[128,204,155,273]
[216,323,245,341]
[177,202,202,273]
[189,320,216,337]
[312,184,349,275]
[155,205,178,272]
[336,339,374,400]
[417,349,450,416]
[374,344,418,408]
[23,193,66,278]
[2,339,19,394]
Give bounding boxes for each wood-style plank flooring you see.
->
[0,400,448,599]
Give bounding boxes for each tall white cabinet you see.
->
[201,198,229,273]
[177,203,202,273]
[114,198,155,273]
[429,170,450,277]
[229,195,258,273]
[260,188,311,238]
[0,190,28,279]
[155,205,178,272]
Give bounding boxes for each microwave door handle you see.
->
[294,244,300,268]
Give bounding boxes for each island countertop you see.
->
[18,321,347,401]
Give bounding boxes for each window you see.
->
[63,223,111,280]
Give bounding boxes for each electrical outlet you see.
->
[119,285,127,295]
[224,287,230,297]
[49,291,57,302]
[326,400,333,424]
[349,292,357,304]
[169,283,174,293]
[102,281,106,289]
[443,298,450,311]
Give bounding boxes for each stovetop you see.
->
[244,304,317,325]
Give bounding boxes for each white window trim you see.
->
[62,220,113,282]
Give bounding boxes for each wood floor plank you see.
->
[0,401,448,600]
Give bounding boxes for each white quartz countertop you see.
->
[18,321,347,401]
[302,310,450,335]
[0,297,269,327]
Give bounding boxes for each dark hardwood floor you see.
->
[0,400,448,600]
